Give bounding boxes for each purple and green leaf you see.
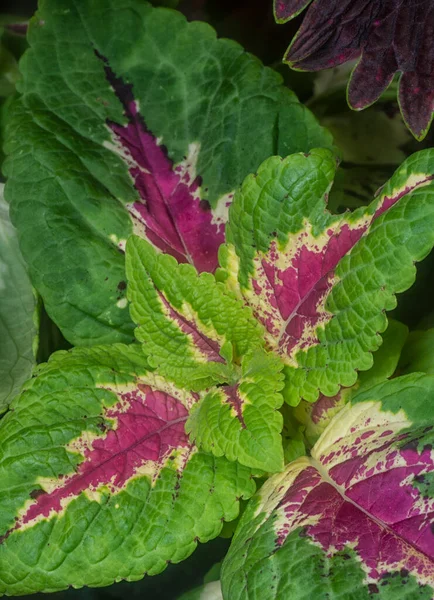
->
[219,148,434,405]
[0,344,255,595]
[274,0,434,140]
[4,0,332,346]
[221,373,434,599]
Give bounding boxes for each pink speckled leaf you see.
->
[274,0,434,139]
[221,373,434,599]
[0,344,255,595]
[220,148,434,405]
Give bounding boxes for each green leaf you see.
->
[288,318,408,450]
[0,183,37,412]
[0,344,255,595]
[4,0,332,347]
[0,41,19,97]
[219,147,434,405]
[178,581,223,600]
[221,373,434,600]
[356,318,408,391]
[398,328,434,376]
[186,350,285,472]
[126,235,264,391]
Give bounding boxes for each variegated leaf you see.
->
[126,236,264,391]
[0,344,255,595]
[4,0,332,346]
[219,148,434,405]
[221,373,434,599]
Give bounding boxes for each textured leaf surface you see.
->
[274,0,434,139]
[186,350,285,472]
[0,344,255,595]
[4,0,332,346]
[0,184,37,411]
[221,374,434,600]
[126,236,264,391]
[220,148,434,405]
[293,318,409,449]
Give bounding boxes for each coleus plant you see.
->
[2,1,434,598]
[273,0,434,140]
[2,142,434,596]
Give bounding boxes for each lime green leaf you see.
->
[0,184,37,411]
[126,235,264,391]
[4,0,332,346]
[220,148,434,405]
[186,350,285,472]
[0,344,255,595]
[221,373,434,600]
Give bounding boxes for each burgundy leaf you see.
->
[275,0,434,139]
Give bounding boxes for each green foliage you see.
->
[0,183,37,411]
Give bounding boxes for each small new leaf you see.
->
[187,350,285,473]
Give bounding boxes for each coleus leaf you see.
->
[0,183,37,412]
[4,0,332,347]
[219,147,434,405]
[285,318,408,454]
[126,235,264,391]
[126,237,285,472]
[274,0,434,140]
[221,373,434,599]
[186,350,285,473]
[0,344,256,595]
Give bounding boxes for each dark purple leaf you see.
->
[274,0,434,139]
